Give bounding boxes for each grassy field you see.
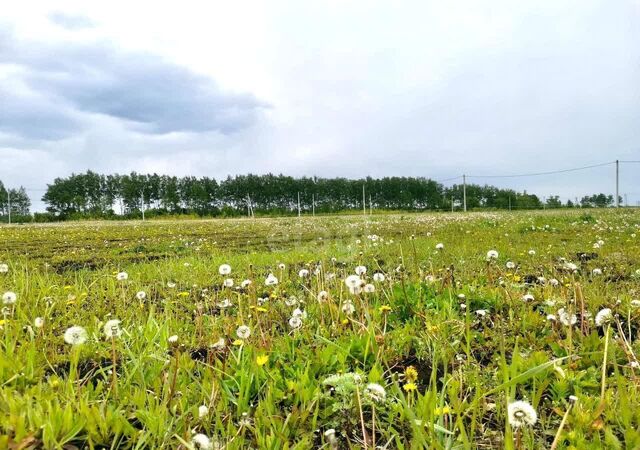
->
[1,210,640,449]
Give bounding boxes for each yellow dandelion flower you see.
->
[256,307,268,313]
[405,366,418,382]
[379,305,392,313]
[403,382,417,392]
[256,355,269,366]
[232,339,243,346]
[434,406,451,415]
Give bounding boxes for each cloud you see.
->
[0,31,266,138]
[48,12,95,30]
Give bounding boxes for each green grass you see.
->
[1,209,640,449]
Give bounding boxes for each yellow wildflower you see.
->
[403,382,417,392]
[256,355,269,366]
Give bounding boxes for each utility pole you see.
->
[362,184,366,216]
[615,159,619,208]
[247,194,251,217]
[297,192,301,217]
[7,190,11,225]
[312,193,315,217]
[462,175,467,212]
[140,189,145,221]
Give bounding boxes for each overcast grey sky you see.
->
[1,0,639,210]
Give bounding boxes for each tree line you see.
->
[0,171,622,222]
[0,181,31,222]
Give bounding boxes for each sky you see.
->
[1,0,639,211]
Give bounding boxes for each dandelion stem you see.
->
[550,403,573,450]
[600,324,610,402]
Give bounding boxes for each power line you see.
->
[466,161,615,179]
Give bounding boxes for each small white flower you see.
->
[507,400,537,428]
[64,326,88,345]
[2,291,17,305]
[34,317,44,328]
[167,281,176,288]
[289,316,302,329]
[363,283,375,293]
[546,314,557,322]
[241,279,252,288]
[506,261,516,269]
[317,290,329,302]
[522,294,534,302]
[373,273,385,282]
[265,273,278,286]
[103,319,122,338]
[595,308,613,327]
[475,309,488,317]
[191,433,213,450]
[592,268,602,276]
[364,383,386,402]
[198,404,209,418]
[236,325,251,339]
[116,272,128,281]
[278,263,286,270]
[168,335,179,344]
[435,243,444,250]
[355,265,367,275]
[136,291,146,300]
[223,278,234,288]
[298,269,310,278]
[631,300,640,308]
[0,263,8,273]
[563,262,578,273]
[218,264,231,275]
[486,250,499,260]
[528,249,536,256]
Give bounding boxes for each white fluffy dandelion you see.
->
[595,308,613,327]
[373,272,385,282]
[344,275,362,289]
[34,317,44,328]
[103,319,122,338]
[2,291,17,305]
[289,316,302,329]
[218,264,231,276]
[0,263,8,273]
[363,284,375,293]
[64,326,88,345]
[191,433,213,450]
[486,250,499,260]
[365,383,386,402]
[435,243,444,250]
[265,273,278,286]
[355,265,367,275]
[116,272,128,281]
[236,325,251,339]
[135,291,146,300]
[198,404,209,418]
[298,269,310,278]
[507,400,537,428]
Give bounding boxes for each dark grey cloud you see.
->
[0,86,82,140]
[48,12,95,30]
[0,31,266,139]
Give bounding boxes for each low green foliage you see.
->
[0,209,639,449]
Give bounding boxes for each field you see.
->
[1,210,640,449]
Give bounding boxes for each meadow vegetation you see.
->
[1,209,639,449]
